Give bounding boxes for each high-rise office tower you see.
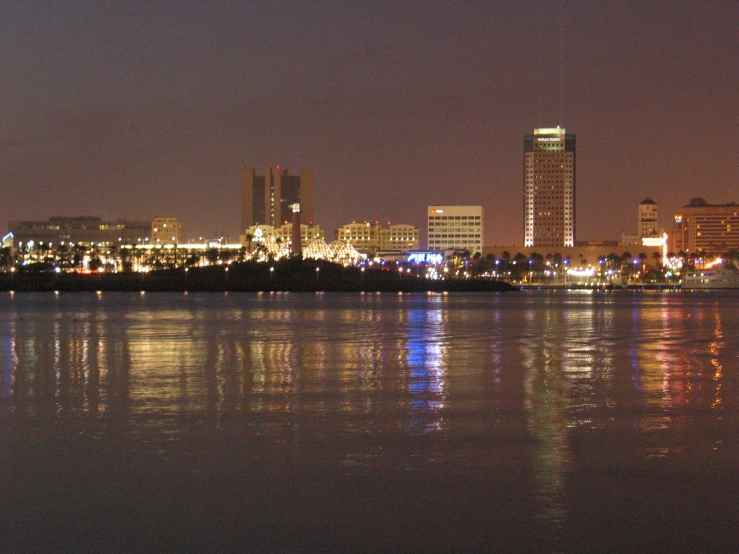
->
[241,167,314,232]
[524,127,576,247]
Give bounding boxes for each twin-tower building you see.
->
[240,166,315,231]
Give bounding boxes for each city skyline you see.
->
[1,2,737,246]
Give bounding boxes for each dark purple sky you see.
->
[2,1,737,246]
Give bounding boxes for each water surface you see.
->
[1,291,737,551]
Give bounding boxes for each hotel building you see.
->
[241,167,315,231]
[378,224,420,253]
[427,206,483,254]
[335,222,419,255]
[672,198,739,254]
[242,222,324,249]
[524,127,576,248]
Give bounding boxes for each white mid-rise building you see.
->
[427,206,483,254]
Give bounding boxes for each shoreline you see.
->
[0,263,517,293]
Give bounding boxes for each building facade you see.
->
[334,222,420,256]
[378,224,420,253]
[672,198,739,254]
[7,216,152,248]
[241,166,314,231]
[524,127,576,248]
[335,222,381,255]
[242,223,323,249]
[151,215,186,244]
[638,197,659,238]
[427,206,483,254]
[622,197,660,247]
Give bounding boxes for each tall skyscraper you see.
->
[241,166,314,232]
[524,127,576,248]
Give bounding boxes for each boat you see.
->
[681,266,739,289]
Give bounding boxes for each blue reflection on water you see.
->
[406,306,446,435]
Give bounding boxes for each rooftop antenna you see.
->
[559,0,565,126]
[536,19,543,126]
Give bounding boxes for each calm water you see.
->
[0,291,737,552]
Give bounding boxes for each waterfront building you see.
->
[151,215,185,244]
[334,222,419,257]
[335,222,381,255]
[278,222,324,249]
[622,197,661,247]
[242,223,324,250]
[378,224,420,253]
[524,127,576,247]
[427,206,483,254]
[638,197,659,238]
[7,216,152,248]
[241,166,315,231]
[672,198,739,254]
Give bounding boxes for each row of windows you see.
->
[428,216,481,220]
[429,223,481,228]
[428,242,482,247]
[428,234,481,239]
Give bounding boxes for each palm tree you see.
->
[120,245,132,272]
[512,252,529,281]
[652,251,662,268]
[500,251,511,273]
[677,250,688,264]
[606,253,620,270]
[0,246,12,271]
[72,244,86,271]
[205,248,220,265]
[89,256,103,272]
[723,249,739,267]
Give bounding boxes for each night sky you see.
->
[2,1,737,246]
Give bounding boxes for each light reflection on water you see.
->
[0,290,737,551]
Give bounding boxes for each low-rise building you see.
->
[334,221,420,256]
[241,222,323,249]
[8,216,151,248]
[151,215,186,244]
[378,224,420,253]
[335,221,380,254]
